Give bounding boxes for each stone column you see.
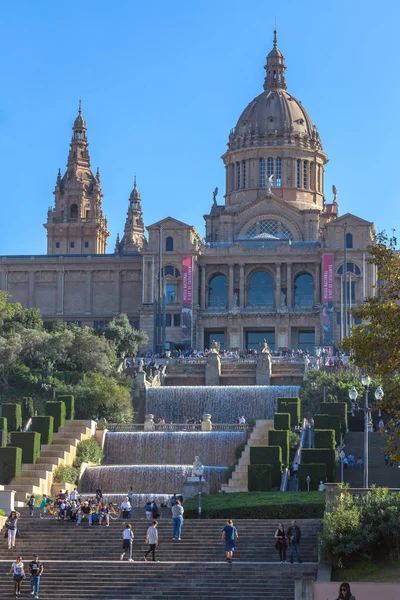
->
[239,263,245,308]
[275,263,281,308]
[200,265,206,308]
[84,271,93,314]
[56,269,64,316]
[287,263,292,309]
[201,414,212,431]
[228,264,234,309]
[205,353,221,385]
[28,271,35,308]
[315,262,320,305]
[115,270,121,314]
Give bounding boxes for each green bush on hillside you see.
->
[57,395,75,420]
[0,417,7,446]
[31,416,54,446]
[1,404,22,432]
[302,448,336,481]
[314,414,341,445]
[248,464,272,491]
[73,437,103,469]
[0,447,22,484]
[268,429,289,465]
[45,401,66,432]
[274,412,291,431]
[53,464,79,485]
[314,429,335,449]
[320,402,348,434]
[10,431,41,464]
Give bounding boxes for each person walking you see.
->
[144,500,153,521]
[222,519,238,563]
[287,520,302,564]
[28,554,43,599]
[6,511,21,550]
[336,582,356,600]
[27,496,35,517]
[120,523,134,562]
[171,499,184,540]
[274,522,287,563]
[9,555,25,598]
[143,520,159,562]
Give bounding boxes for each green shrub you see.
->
[248,464,272,491]
[57,395,75,420]
[314,414,341,445]
[278,398,300,426]
[10,431,41,464]
[274,412,291,430]
[0,417,7,447]
[45,401,66,432]
[298,463,327,491]
[21,397,34,421]
[0,447,22,484]
[250,446,282,487]
[1,403,22,432]
[322,402,348,434]
[183,491,325,519]
[73,437,102,469]
[53,464,79,485]
[269,429,289,465]
[289,430,301,462]
[0,509,5,516]
[302,448,336,481]
[314,429,335,449]
[31,416,54,446]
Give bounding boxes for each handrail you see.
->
[293,417,308,466]
[280,467,289,491]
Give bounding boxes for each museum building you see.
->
[0,33,375,353]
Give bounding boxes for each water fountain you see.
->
[104,431,246,466]
[146,385,300,423]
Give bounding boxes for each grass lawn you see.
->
[332,560,400,582]
[183,491,325,519]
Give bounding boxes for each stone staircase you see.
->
[341,432,400,488]
[6,420,94,503]
[221,419,273,492]
[0,511,320,599]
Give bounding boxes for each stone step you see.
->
[37,455,63,466]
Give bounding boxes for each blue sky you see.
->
[0,0,397,254]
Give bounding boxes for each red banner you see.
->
[182,256,193,304]
[322,254,334,302]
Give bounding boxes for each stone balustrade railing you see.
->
[106,423,249,432]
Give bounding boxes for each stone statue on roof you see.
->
[213,187,218,206]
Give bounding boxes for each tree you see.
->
[0,291,21,330]
[68,327,116,375]
[342,236,400,459]
[71,372,133,422]
[104,314,148,362]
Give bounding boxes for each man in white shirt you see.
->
[143,520,159,562]
[70,488,78,501]
[120,524,134,562]
[121,497,132,519]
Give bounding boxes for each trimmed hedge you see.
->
[58,395,75,420]
[298,463,327,491]
[278,398,300,426]
[0,447,22,484]
[0,417,7,446]
[182,492,325,519]
[250,446,282,487]
[314,414,341,445]
[314,429,335,450]
[1,403,22,432]
[302,448,336,481]
[274,412,291,431]
[31,416,54,446]
[269,429,289,465]
[21,397,34,421]
[348,412,364,432]
[248,464,272,491]
[45,401,66,432]
[322,402,348,434]
[10,431,41,465]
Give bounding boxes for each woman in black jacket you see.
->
[274,522,287,563]
[336,582,356,600]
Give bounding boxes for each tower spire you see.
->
[263,29,287,91]
[118,176,145,253]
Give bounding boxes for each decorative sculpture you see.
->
[210,339,220,354]
[192,456,204,478]
[332,184,337,203]
[260,339,271,354]
[213,187,218,205]
[265,173,274,196]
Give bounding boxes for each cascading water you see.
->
[104,431,247,466]
[79,465,227,495]
[146,385,300,423]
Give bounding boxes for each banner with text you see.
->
[322,254,334,348]
[182,256,193,346]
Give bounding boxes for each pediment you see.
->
[147,216,194,231]
[331,213,373,227]
[235,193,302,218]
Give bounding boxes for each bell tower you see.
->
[44,102,110,254]
[117,176,146,253]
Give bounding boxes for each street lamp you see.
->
[361,375,371,489]
[375,386,384,402]
[349,386,358,415]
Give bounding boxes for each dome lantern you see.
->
[263,30,287,91]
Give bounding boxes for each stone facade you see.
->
[0,33,375,350]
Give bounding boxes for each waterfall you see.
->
[104,431,247,466]
[79,465,227,495]
[146,385,300,423]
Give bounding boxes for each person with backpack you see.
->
[222,519,238,563]
[27,496,35,517]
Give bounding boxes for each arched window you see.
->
[166,236,174,252]
[346,233,353,249]
[294,273,315,307]
[338,263,361,275]
[276,158,282,187]
[296,160,301,188]
[259,158,265,187]
[161,266,180,277]
[208,274,228,308]
[70,204,78,218]
[248,271,274,307]
[246,219,292,240]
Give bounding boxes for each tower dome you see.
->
[228,30,322,153]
